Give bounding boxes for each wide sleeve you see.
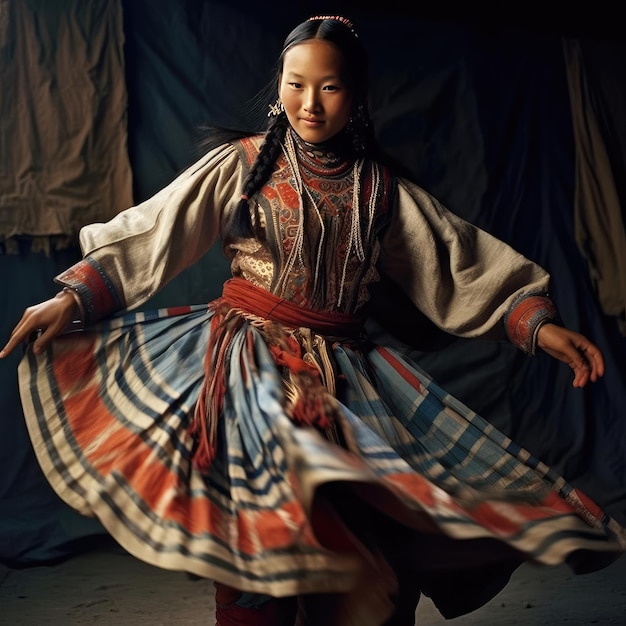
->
[54,142,243,324]
[378,178,557,351]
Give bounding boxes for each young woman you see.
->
[2,15,623,626]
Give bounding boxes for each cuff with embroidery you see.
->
[54,256,123,326]
[504,294,559,355]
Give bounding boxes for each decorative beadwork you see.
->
[307,15,358,37]
[281,130,378,307]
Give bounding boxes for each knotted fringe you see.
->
[267,333,334,431]
[189,278,365,471]
[189,305,244,471]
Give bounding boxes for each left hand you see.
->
[536,322,605,388]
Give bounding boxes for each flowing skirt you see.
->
[18,304,625,622]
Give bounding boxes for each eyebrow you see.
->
[284,71,341,81]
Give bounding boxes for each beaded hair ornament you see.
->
[307,15,358,37]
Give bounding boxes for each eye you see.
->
[323,85,339,91]
[288,82,302,89]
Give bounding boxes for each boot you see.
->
[214,582,298,626]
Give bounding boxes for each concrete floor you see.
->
[1,539,625,625]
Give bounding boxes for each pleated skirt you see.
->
[18,304,625,621]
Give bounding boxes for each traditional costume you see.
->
[19,130,625,624]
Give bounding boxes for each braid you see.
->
[244,114,289,199]
[227,15,377,237]
[227,113,289,239]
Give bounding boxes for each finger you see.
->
[587,347,605,380]
[31,325,59,355]
[5,309,52,356]
[578,344,604,383]
[573,369,588,388]
[570,361,583,388]
[0,322,32,358]
[573,368,589,388]
[29,329,45,354]
[569,347,594,387]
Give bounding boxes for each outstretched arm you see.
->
[1,143,243,360]
[536,322,605,388]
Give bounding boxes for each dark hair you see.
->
[221,16,377,238]
[280,17,369,118]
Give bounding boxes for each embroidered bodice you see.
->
[226,132,392,314]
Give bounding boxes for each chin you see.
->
[297,130,320,142]
[298,130,333,145]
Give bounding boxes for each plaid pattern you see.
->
[18,305,625,617]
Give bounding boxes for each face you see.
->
[279,39,353,144]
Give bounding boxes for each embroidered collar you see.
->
[289,129,352,177]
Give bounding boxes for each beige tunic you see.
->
[63,139,550,342]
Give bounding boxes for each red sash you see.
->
[219,277,365,337]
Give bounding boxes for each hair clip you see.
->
[267,98,284,117]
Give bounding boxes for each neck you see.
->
[289,128,353,173]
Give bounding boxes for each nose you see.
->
[303,89,321,113]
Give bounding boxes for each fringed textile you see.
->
[190,278,364,470]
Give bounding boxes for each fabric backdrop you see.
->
[0,0,132,253]
[1,0,625,566]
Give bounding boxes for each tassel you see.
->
[189,299,340,471]
[268,335,334,430]
[189,305,243,472]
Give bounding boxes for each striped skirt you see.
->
[18,304,625,622]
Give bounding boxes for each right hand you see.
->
[0,290,79,359]
[536,322,605,388]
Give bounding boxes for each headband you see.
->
[307,15,358,37]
